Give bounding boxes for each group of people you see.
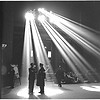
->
[8,62,78,95]
[55,65,80,86]
[28,63,46,95]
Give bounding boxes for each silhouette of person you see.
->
[28,63,36,94]
[55,65,64,87]
[36,63,46,94]
[9,64,15,88]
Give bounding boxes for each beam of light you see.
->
[62,23,100,56]
[39,20,84,82]
[53,13,100,58]
[80,85,100,92]
[25,11,35,20]
[39,18,100,82]
[31,18,54,78]
[52,12,100,57]
[45,20,98,82]
[59,20,100,57]
[34,21,54,78]
[52,12,100,48]
[49,14,59,24]
[41,10,100,75]
[52,21,100,80]
[38,15,46,22]
[53,12,99,33]
[39,10,100,57]
[30,18,54,80]
[22,19,33,83]
[30,19,45,66]
[39,9,100,82]
[38,8,45,12]
[48,16,100,81]
[53,22,100,72]
[38,8,60,24]
[47,21,98,81]
[38,8,62,25]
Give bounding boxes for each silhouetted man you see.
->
[28,63,36,94]
[36,63,46,94]
[55,65,64,87]
[9,65,15,88]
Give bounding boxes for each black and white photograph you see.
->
[1,1,100,99]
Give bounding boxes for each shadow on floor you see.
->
[29,94,38,99]
[37,94,51,99]
[28,93,51,99]
[60,87,72,91]
[1,87,12,95]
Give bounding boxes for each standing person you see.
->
[28,63,36,95]
[36,63,46,94]
[14,64,19,78]
[55,65,64,87]
[9,64,15,88]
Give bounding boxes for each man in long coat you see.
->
[9,66,15,88]
[55,65,64,87]
[28,63,36,94]
[36,63,46,94]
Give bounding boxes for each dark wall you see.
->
[0,2,3,98]
[2,2,14,87]
[2,2,14,69]
[12,32,24,76]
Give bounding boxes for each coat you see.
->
[28,67,36,81]
[36,67,46,86]
[55,68,64,81]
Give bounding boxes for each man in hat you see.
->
[28,63,36,94]
[36,63,46,94]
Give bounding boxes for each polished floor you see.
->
[1,77,100,99]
